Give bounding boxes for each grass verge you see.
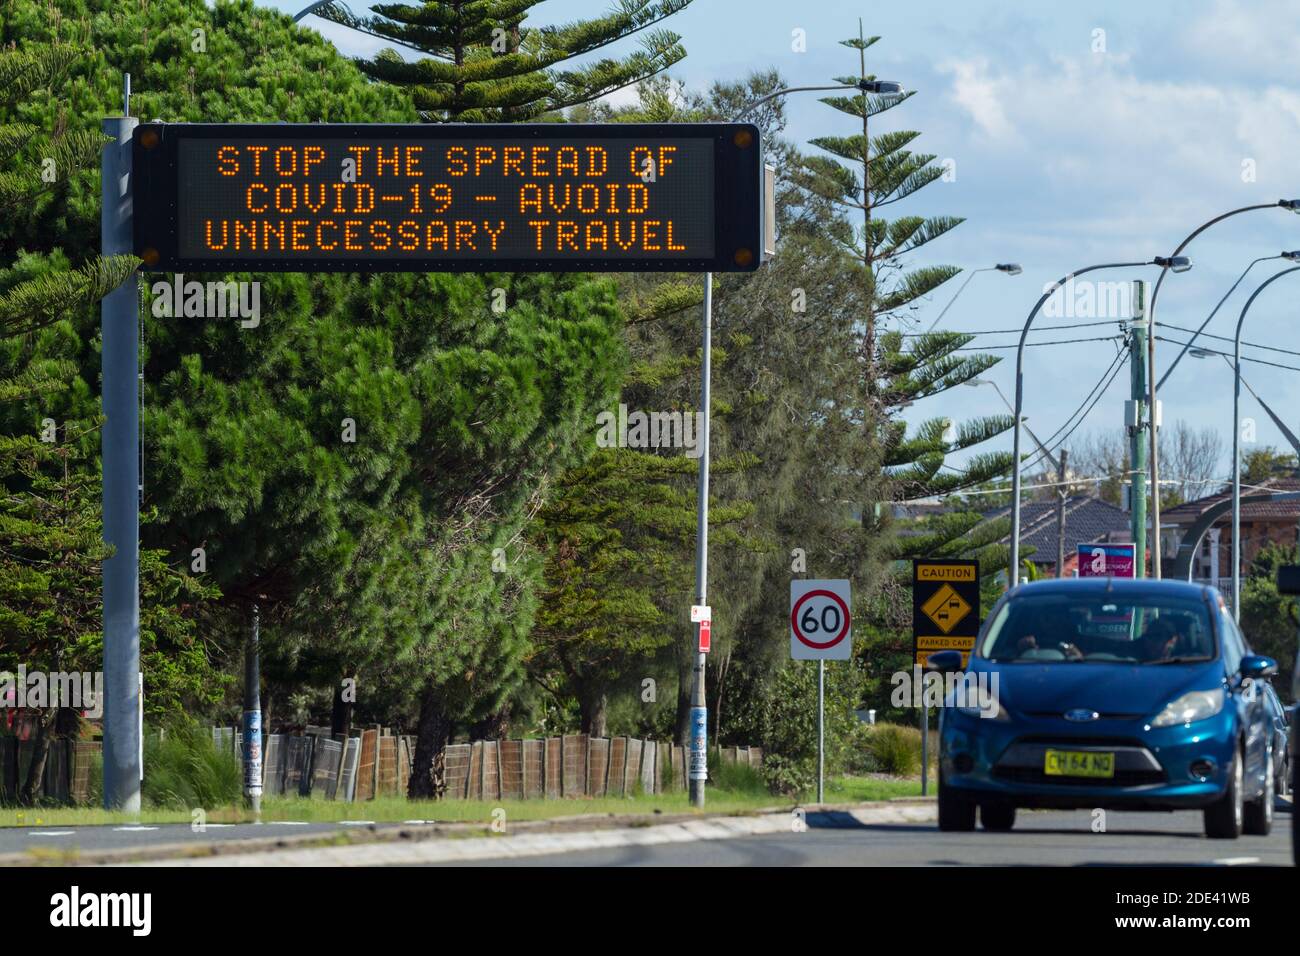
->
[0,774,922,828]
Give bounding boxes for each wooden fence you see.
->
[0,728,762,805]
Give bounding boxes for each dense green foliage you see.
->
[316,0,690,121]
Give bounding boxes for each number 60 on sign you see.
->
[790,579,852,661]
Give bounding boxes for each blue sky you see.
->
[269,0,1300,488]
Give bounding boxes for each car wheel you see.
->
[937,773,976,832]
[1204,744,1244,840]
[980,803,1016,831]
[1243,744,1274,836]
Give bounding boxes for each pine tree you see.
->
[0,46,137,334]
[787,26,1013,500]
[316,0,691,121]
[0,39,221,802]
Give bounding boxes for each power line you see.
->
[1019,346,1127,474]
[902,319,1120,338]
[952,334,1124,351]
[1158,323,1300,360]
[1153,336,1300,374]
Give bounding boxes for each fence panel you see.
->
[377,736,399,797]
[499,739,523,800]
[561,735,587,797]
[544,737,562,798]
[283,735,313,797]
[312,738,343,800]
[338,737,361,802]
[443,744,471,799]
[624,738,642,795]
[587,738,609,797]
[607,737,626,797]
[262,734,285,796]
[354,729,378,801]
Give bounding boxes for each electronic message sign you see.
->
[132,123,762,273]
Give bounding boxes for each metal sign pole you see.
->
[921,704,928,796]
[817,660,824,803]
[101,77,142,811]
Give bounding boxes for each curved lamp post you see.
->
[680,78,903,809]
[1157,251,1300,390]
[923,264,1022,334]
[1145,200,1300,576]
[1008,257,1189,585]
[1231,266,1300,617]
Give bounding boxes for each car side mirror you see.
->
[924,650,965,674]
[1240,655,1278,680]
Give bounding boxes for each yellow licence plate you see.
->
[1044,749,1115,779]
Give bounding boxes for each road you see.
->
[0,819,406,856]
[1,803,1291,865]
[446,806,1293,867]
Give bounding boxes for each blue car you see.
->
[929,578,1278,839]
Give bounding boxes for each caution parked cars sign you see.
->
[790,579,852,660]
[912,559,980,667]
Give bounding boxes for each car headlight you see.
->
[1151,688,1224,728]
[954,698,1008,721]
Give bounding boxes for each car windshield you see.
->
[980,592,1215,664]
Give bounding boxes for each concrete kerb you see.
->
[136,800,938,866]
[0,796,937,866]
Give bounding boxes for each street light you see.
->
[1230,266,1300,617]
[923,264,1022,334]
[1146,201,1300,578]
[1157,252,1299,390]
[1008,258,1185,585]
[964,377,1057,469]
[679,79,905,809]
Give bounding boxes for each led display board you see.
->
[132,123,762,273]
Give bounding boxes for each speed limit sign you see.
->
[790,579,852,660]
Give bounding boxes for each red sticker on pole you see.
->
[698,618,711,653]
[790,579,852,660]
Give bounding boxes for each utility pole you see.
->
[688,274,712,809]
[1055,449,1069,577]
[101,75,141,811]
[1129,281,1149,578]
[1148,286,1162,578]
[243,604,263,814]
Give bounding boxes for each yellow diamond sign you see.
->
[920,583,972,634]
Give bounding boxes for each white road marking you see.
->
[339,820,376,826]
[1213,856,1261,866]
[29,831,75,837]
[268,821,310,825]
[113,826,159,832]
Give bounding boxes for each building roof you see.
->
[1161,476,1300,525]
[984,496,1132,566]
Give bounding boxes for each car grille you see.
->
[992,766,1166,787]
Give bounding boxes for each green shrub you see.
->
[142,722,241,809]
[862,722,922,776]
[709,754,768,796]
[759,753,814,798]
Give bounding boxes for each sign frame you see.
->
[790,579,853,661]
[132,122,763,274]
[1076,541,1137,579]
[911,559,981,667]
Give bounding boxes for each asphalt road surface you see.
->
[1,803,1291,865]
[0,819,406,856]
[447,806,1293,867]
